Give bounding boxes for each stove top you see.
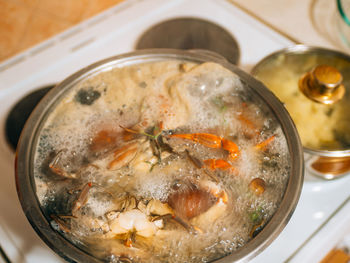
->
[135,17,240,65]
[0,0,349,262]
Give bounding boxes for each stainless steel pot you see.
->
[15,49,304,262]
[252,45,350,180]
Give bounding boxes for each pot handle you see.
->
[305,154,350,180]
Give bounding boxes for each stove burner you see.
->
[5,85,54,150]
[136,17,240,65]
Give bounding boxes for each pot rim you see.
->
[251,44,350,157]
[15,48,304,263]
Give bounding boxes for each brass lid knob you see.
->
[299,65,345,104]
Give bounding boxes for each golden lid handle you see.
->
[299,65,345,104]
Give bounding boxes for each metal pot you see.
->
[252,45,350,180]
[15,49,304,262]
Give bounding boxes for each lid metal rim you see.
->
[303,147,350,157]
[251,44,350,75]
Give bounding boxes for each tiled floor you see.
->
[0,0,124,62]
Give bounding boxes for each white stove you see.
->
[0,0,349,262]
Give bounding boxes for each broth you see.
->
[33,61,290,262]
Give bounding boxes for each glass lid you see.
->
[252,45,350,153]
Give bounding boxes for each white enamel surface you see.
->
[0,0,349,262]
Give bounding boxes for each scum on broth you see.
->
[34,60,290,263]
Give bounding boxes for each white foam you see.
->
[33,60,291,263]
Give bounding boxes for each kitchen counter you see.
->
[0,0,124,62]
